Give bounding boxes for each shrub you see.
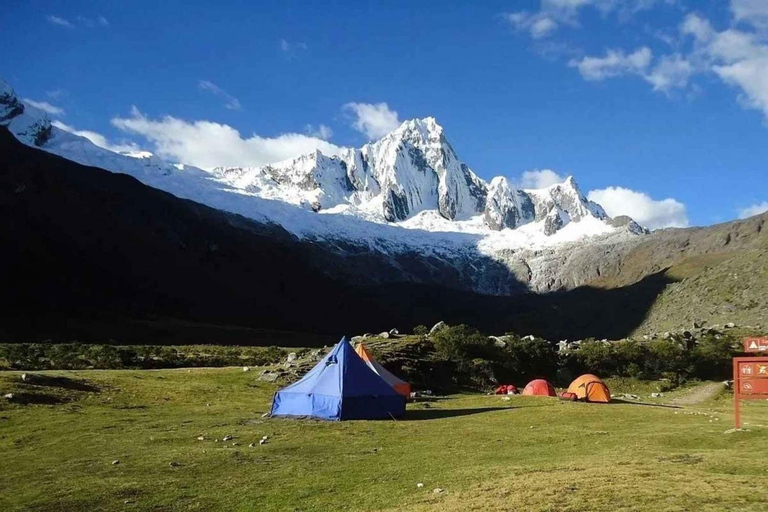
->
[431,325,494,362]
[413,325,429,336]
[496,335,558,384]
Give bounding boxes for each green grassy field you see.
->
[1,368,767,511]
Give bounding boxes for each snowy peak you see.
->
[483,176,535,231]
[0,81,52,146]
[212,116,620,236]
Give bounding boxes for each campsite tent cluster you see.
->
[270,338,409,421]
[271,338,612,421]
[497,374,611,403]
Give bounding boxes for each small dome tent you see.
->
[355,343,411,397]
[522,379,556,397]
[270,338,406,420]
[567,374,611,403]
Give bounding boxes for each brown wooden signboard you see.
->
[733,356,768,429]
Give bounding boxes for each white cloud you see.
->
[305,124,333,140]
[714,57,768,118]
[343,102,401,140]
[678,12,768,121]
[111,107,343,169]
[587,186,689,229]
[518,169,566,189]
[198,80,242,111]
[47,15,73,28]
[645,54,694,92]
[22,98,65,116]
[504,0,672,38]
[52,120,142,154]
[570,47,693,92]
[738,201,768,219]
[46,14,108,29]
[569,47,652,81]
[680,13,714,43]
[279,39,308,57]
[732,0,768,30]
[505,12,560,39]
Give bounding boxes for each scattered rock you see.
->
[111,460,120,465]
[3,393,13,400]
[261,412,270,418]
[378,331,390,339]
[724,322,736,328]
[259,439,267,445]
[258,371,279,382]
[417,483,424,488]
[21,373,29,382]
[489,336,508,348]
[433,488,444,494]
[286,352,297,363]
[197,436,205,441]
[249,443,255,448]
[389,328,399,336]
[724,428,750,434]
[222,435,234,442]
[651,393,664,398]
[169,462,181,467]
[501,396,511,401]
[242,367,250,372]
[429,321,447,336]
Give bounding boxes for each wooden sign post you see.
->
[734,339,768,429]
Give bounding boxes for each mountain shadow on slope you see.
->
[0,127,525,342]
[0,128,716,343]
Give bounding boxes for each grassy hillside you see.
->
[636,244,768,334]
[1,368,766,511]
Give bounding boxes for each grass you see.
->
[1,368,767,511]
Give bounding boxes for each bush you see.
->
[413,325,429,336]
[495,335,558,384]
[431,325,494,362]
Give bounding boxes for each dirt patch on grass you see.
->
[670,382,727,406]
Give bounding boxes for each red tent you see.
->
[494,384,518,395]
[522,379,556,397]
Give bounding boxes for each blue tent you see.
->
[270,337,406,421]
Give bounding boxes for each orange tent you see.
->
[522,379,556,397]
[567,374,611,403]
[355,344,411,397]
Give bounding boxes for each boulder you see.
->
[489,336,507,348]
[286,352,297,363]
[378,331,390,339]
[258,371,279,382]
[389,328,399,336]
[429,321,448,335]
[724,322,736,329]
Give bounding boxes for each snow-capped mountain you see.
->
[211,116,614,237]
[0,79,649,295]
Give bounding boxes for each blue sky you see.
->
[2,0,768,228]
